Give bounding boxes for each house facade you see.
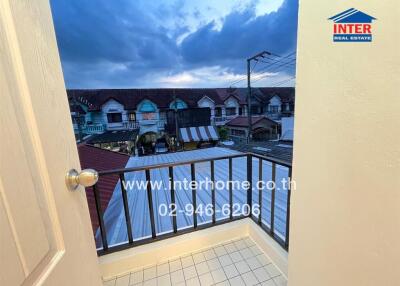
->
[68,87,295,140]
[226,115,281,142]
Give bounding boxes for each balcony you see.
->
[85,123,106,134]
[264,112,283,121]
[74,123,105,134]
[123,121,140,130]
[213,115,237,126]
[86,148,291,285]
[157,120,166,129]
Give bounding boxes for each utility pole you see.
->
[173,89,179,149]
[247,51,271,142]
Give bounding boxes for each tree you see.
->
[217,126,229,141]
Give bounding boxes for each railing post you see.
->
[285,167,292,250]
[145,170,157,238]
[119,173,133,244]
[246,154,253,216]
[270,163,276,236]
[93,184,108,250]
[93,153,292,256]
[211,160,216,224]
[191,163,197,228]
[169,166,178,233]
[228,158,233,220]
[258,158,263,225]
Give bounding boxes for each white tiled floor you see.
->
[103,236,287,286]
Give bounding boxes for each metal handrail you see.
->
[91,152,292,256]
[98,152,290,175]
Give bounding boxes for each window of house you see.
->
[215,107,222,117]
[238,107,243,115]
[226,107,236,116]
[251,106,259,114]
[107,112,122,123]
[282,104,290,111]
[231,129,246,136]
[139,100,156,112]
[269,105,279,113]
[169,99,187,109]
[128,112,136,121]
[159,111,167,120]
[142,112,156,120]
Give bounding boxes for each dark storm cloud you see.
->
[51,0,180,65]
[180,0,298,69]
[50,0,298,88]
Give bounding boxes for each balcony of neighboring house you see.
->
[225,107,238,121]
[213,116,228,125]
[213,107,238,126]
[122,121,140,130]
[265,113,281,121]
[82,147,291,285]
[280,104,295,118]
[157,120,166,130]
[85,123,106,134]
[72,116,105,136]
[122,112,140,131]
[264,105,294,121]
[213,106,225,126]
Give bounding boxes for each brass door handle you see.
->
[66,169,99,190]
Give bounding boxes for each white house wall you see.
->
[197,96,215,117]
[136,99,161,135]
[73,93,292,134]
[101,99,127,130]
[224,97,239,115]
[268,96,282,112]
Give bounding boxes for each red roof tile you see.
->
[77,144,129,234]
[68,88,224,111]
[67,87,295,111]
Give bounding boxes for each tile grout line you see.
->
[104,236,286,286]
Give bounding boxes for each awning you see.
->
[87,130,138,144]
[179,126,219,143]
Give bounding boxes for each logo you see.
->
[328,8,376,42]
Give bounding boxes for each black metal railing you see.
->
[92,153,292,256]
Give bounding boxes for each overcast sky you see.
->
[50,0,298,89]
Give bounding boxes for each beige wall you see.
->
[289,1,400,286]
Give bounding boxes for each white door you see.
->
[0,0,102,285]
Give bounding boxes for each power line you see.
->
[253,75,296,87]
[228,51,296,87]
[275,77,295,86]
[251,59,296,83]
[252,53,296,75]
[228,60,260,86]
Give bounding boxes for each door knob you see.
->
[66,168,99,190]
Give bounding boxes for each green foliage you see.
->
[217,126,229,141]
